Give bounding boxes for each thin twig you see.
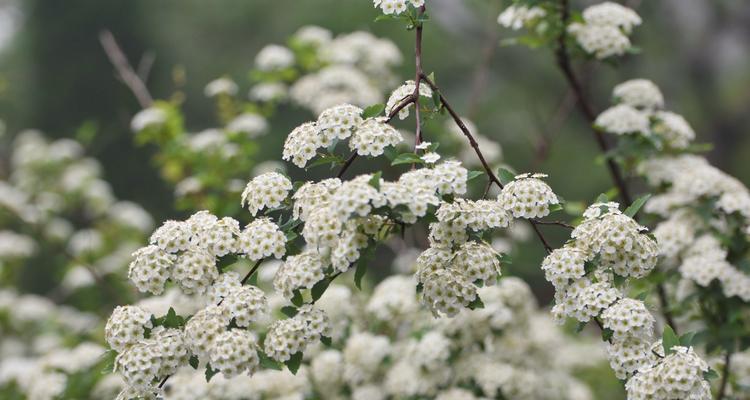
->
[531,219,575,230]
[717,350,732,400]
[413,6,426,150]
[99,30,154,108]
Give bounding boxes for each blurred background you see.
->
[1,0,749,298]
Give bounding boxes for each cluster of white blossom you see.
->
[567,2,641,59]
[283,103,404,168]
[372,0,424,15]
[497,4,546,30]
[385,80,433,120]
[596,79,696,149]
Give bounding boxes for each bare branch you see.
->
[99,30,154,108]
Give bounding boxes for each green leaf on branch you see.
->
[311,277,331,302]
[662,325,680,355]
[362,103,385,119]
[189,355,199,369]
[575,321,587,333]
[497,168,515,185]
[624,194,651,218]
[368,171,382,190]
[703,368,719,380]
[595,193,609,203]
[258,351,283,370]
[291,290,304,307]
[205,363,219,382]
[467,170,484,181]
[391,153,424,166]
[354,257,368,290]
[285,352,303,375]
[679,331,697,347]
[602,328,614,342]
[281,306,298,318]
[320,336,333,347]
[467,296,485,310]
[497,253,513,265]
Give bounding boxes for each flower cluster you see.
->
[385,80,433,120]
[283,104,404,167]
[497,5,546,30]
[373,0,424,15]
[497,173,559,219]
[568,2,641,59]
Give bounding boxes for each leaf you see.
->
[467,170,484,181]
[280,306,298,318]
[602,328,614,342]
[679,331,697,347]
[291,290,304,307]
[368,171,382,191]
[285,352,303,375]
[258,351,283,370]
[497,253,513,265]
[467,296,485,310]
[497,168,515,185]
[575,321,587,333]
[311,277,331,302]
[320,336,332,347]
[163,307,183,328]
[391,152,424,166]
[205,363,219,382]
[362,103,385,119]
[703,368,719,380]
[662,325,680,355]
[595,193,609,203]
[189,355,199,369]
[624,194,651,218]
[354,258,368,290]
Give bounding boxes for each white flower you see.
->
[568,23,632,59]
[241,172,292,216]
[105,306,153,352]
[131,107,167,132]
[385,80,432,120]
[653,111,695,149]
[204,77,238,97]
[595,104,650,135]
[227,113,269,138]
[255,44,295,71]
[283,122,323,168]
[613,79,664,110]
[498,173,559,219]
[209,329,260,378]
[582,2,641,33]
[497,5,546,30]
[421,152,440,164]
[349,118,403,157]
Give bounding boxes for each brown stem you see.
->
[99,30,154,108]
[531,219,575,230]
[718,351,732,400]
[420,73,553,253]
[413,6,426,150]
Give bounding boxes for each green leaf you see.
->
[575,321,587,333]
[467,296,485,310]
[624,194,651,218]
[205,363,219,382]
[285,352,303,375]
[703,368,719,380]
[320,336,332,347]
[467,170,484,181]
[362,103,385,119]
[189,355,199,369]
[291,290,304,307]
[548,203,563,213]
[163,307,183,328]
[391,152,424,166]
[258,351,283,370]
[311,277,331,302]
[354,258,368,290]
[662,325,680,355]
[497,168,515,185]
[679,331,697,347]
[595,193,609,203]
[368,171,382,191]
[281,306,298,318]
[602,328,614,342]
[497,253,513,265]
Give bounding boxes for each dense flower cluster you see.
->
[497,173,559,219]
[497,5,546,30]
[597,79,696,149]
[567,2,641,59]
[385,80,433,120]
[241,172,293,216]
[373,0,424,15]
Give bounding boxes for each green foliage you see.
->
[662,325,680,355]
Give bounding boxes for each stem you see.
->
[413,6,426,150]
[555,0,679,331]
[240,259,264,285]
[554,0,631,206]
[99,30,154,108]
[718,351,732,400]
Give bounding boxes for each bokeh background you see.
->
[1,0,749,324]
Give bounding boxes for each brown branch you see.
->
[99,30,154,108]
[554,0,632,206]
[420,73,553,253]
[718,351,732,400]
[413,5,426,150]
[531,219,575,230]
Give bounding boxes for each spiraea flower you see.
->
[626,346,711,399]
[105,306,153,352]
[419,268,478,317]
[255,44,295,71]
[292,178,342,221]
[184,305,230,359]
[582,2,642,33]
[171,248,218,295]
[236,218,287,261]
[595,104,650,135]
[223,285,268,327]
[541,246,588,290]
[568,3,640,59]
[241,172,293,216]
[150,220,191,253]
[498,173,559,219]
[128,245,176,295]
[373,0,425,16]
[606,338,653,379]
[451,241,502,284]
[349,118,403,157]
[613,79,664,110]
[652,111,695,149]
[283,122,323,168]
[329,174,387,220]
[264,306,330,363]
[317,104,364,144]
[600,298,654,341]
[497,5,546,30]
[273,250,327,299]
[209,329,260,378]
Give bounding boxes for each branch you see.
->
[413,6,426,150]
[531,219,575,230]
[99,30,154,108]
[718,351,732,400]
